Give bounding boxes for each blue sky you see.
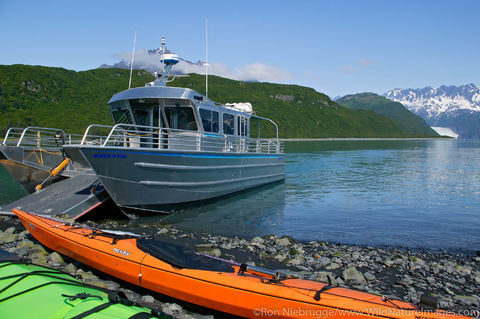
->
[1,0,478,97]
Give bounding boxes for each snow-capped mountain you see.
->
[384,84,480,139]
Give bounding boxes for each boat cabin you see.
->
[108,86,250,138]
[104,85,278,153]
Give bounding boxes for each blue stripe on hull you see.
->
[86,148,282,159]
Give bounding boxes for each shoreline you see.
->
[1,215,479,318]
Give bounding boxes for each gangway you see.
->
[0,175,111,220]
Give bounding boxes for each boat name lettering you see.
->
[112,247,130,256]
[93,153,127,159]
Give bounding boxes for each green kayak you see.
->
[0,250,167,318]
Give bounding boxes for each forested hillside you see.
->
[0,65,408,138]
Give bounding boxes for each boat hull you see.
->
[14,210,471,319]
[0,145,66,193]
[63,145,285,213]
[0,145,93,193]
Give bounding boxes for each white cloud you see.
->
[359,58,375,66]
[340,64,356,74]
[339,58,376,75]
[236,63,292,82]
[116,50,292,83]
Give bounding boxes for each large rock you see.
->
[275,237,291,247]
[31,244,49,256]
[453,295,480,306]
[76,269,98,281]
[17,240,35,249]
[196,244,221,258]
[316,256,331,268]
[430,262,441,274]
[251,236,265,244]
[315,271,337,285]
[384,259,394,268]
[342,266,366,285]
[13,247,28,256]
[141,295,155,305]
[31,254,48,267]
[325,263,340,270]
[274,253,287,262]
[162,302,183,315]
[63,263,77,274]
[351,251,361,260]
[4,227,16,234]
[364,272,376,282]
[0,233,18,244]
[47,252,64,264]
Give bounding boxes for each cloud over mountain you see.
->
[106,49,292,83]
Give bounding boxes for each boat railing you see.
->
[2,127,83,148]
[80,124,116,146]
[79,124,284,154]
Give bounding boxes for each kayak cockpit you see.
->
[136,238,234,273]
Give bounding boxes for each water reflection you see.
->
[281,140,480,251]
[131,182,286,238]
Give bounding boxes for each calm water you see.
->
[1,139,479,252]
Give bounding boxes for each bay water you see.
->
[1,139,479,252]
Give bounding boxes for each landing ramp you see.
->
[0,175,110,220]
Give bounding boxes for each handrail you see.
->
[87,123,284,154]
[2,127,24,145]
[102,123,133,146]
[80,124,114,145]
[2,126,85,148]
[16,127,66,147]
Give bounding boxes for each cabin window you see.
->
[134,109,150,126]
[153,108,160,128]
[238,115,247,136]
[223,113,235,135]
[111,109,133,124]
[200,109,219,133]
[164,106,197,131]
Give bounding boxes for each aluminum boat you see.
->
[0,127,91,193]
[63,37,285,215]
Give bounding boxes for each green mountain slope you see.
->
[0,65,152,134]
[170,74,406,138]
[337,93,438,136]
[1,64,408,138]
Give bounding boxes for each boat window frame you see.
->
[222,112,235,135]
[162,103,199,131]
[199,108,220,134]
[109,101,135,125]
[237,114,248,137]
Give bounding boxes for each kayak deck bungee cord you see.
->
[0,249,167,318]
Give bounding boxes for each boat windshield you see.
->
[199,109,219,133]
[111,109,133,124]
[164,106,198,131]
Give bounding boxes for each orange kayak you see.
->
[14,209,471,319]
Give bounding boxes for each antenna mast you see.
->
[205,18,208,99]
[128,31,137,90]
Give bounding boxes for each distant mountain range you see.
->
[384,84,480,139]
[336,93,438,137]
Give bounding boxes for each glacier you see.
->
[384,84,480,139]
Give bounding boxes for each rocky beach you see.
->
[1,214,479,319]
